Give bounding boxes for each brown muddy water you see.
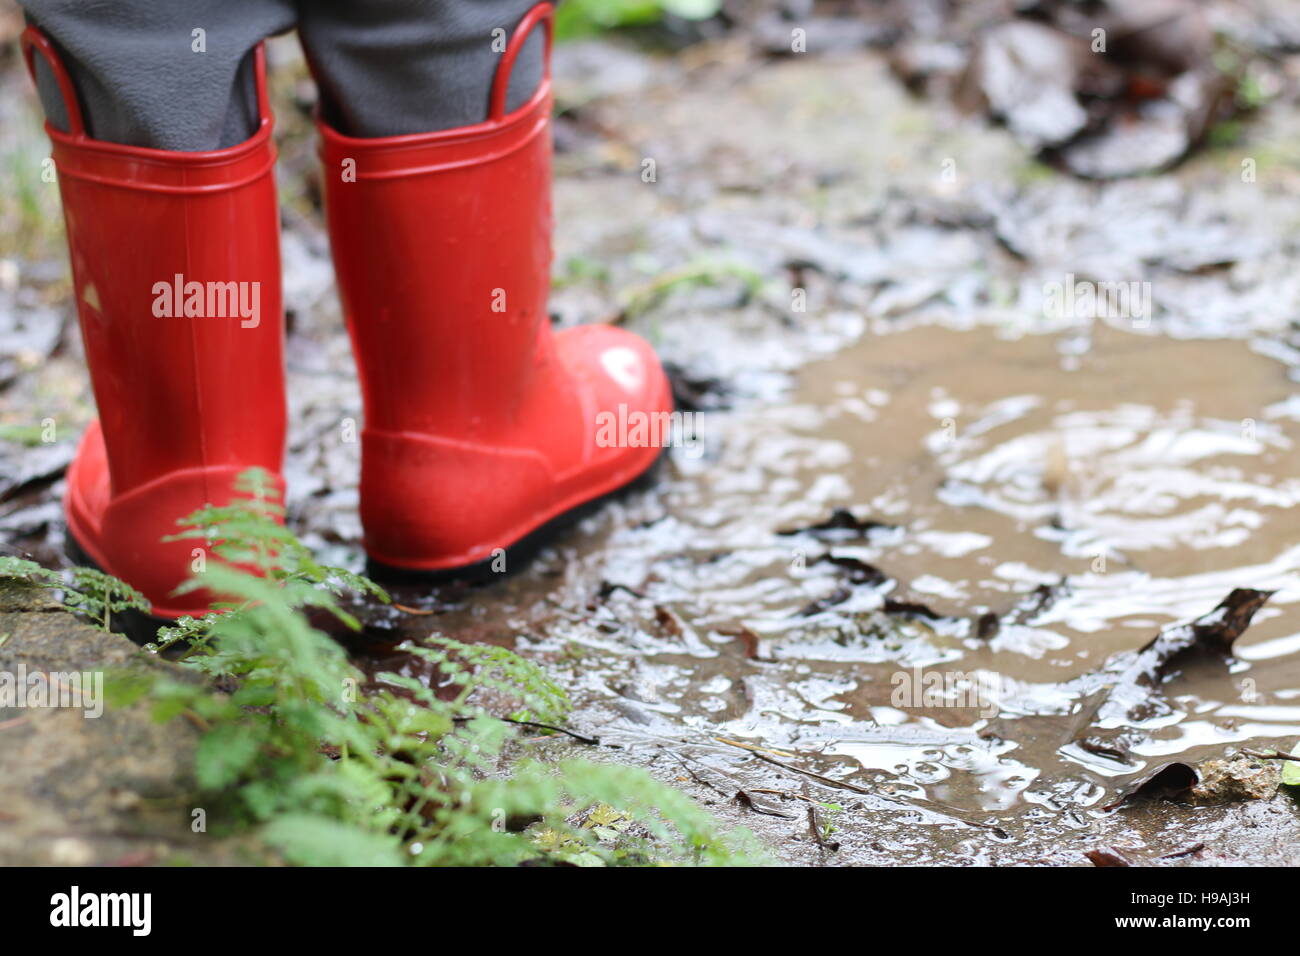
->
[343,316,1300,865]
[5,41,1300,865]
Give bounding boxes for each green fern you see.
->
[0,556,61,588]
[0,555,149,629]
[46,468,763,866]
[63,567,150,631]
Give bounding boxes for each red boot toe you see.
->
[556,323,674,476]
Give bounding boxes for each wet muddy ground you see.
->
[4,26,1300,865]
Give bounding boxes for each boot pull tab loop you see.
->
[488,1,554,123]
[20,26,87,138]
[20,27,272,141]
[250,43,273,129]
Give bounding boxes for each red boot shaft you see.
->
[318,3,672,572]
[22,28,287,617]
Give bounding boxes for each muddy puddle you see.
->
[335,313,1300,864]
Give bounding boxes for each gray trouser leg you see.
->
[21,0,548,151]
[296,0,546,137]
[21,0,295,151]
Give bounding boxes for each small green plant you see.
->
[552,254,611,290]
[0,468,760,866]
[621,260,766,321]
[0,422,60,446]
[1283,743,1300,788]
[555,0,721,41]
[816,801,842,842]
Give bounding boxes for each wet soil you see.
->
[4,36,1300,865]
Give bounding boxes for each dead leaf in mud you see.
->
[777,508,895,539]
[1057,68,1235,180]
[1108,751,1282,810]
[716,624,774,661]
[1106,760,1200,810]
[1071,588,1274,765]
[976,612,1000,639]
[1103,0,1214,76]
[1061,589,1277,808]
[654,604,685,638]
[0,439,72,504]
[663,361,731,412]
[1085,847,1132,867]
[881,597,945,621]
[798,550,954,626]
[0,288,65,389]
[592,580,646,605]
[950,0,1244,178]
[977,581,1069,638]
[796,584,854,617]
[957,20,1106,150]
[816,553,888,587]
[734,789,797,819]
[1000,582,1067,626]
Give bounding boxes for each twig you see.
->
[453,715,611,747]
[749,787,824,805]
[182,710,212,732]
[393,603,436,616]
[714,738,874,794]
[1242,749,1300,763]
[714,738,1008,834]
[670,755,733,799]
[1159,843,1205,860]
[712,736,798,758]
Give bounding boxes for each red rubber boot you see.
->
[318,2,672,575]
[22,29,287,617]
